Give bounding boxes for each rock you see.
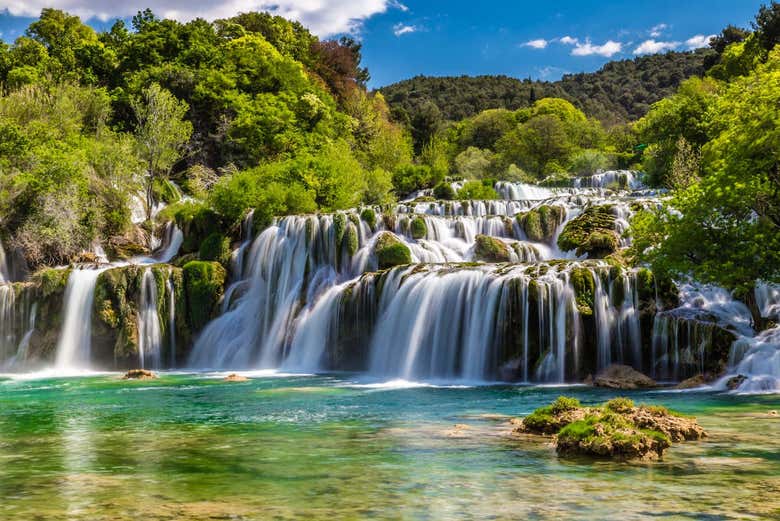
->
[473,235,512,263]
[198,233,231,265]
[183,261,227,332]
[516,396,705,461]
[360,208,377,230]
[726,375,747,390]
[593,364,657,389]
[224,373,249,382]
[557,205,620,258]
[123,369,157,380]
[373,232,412,270]
[676,374,708,389]
[410,217,428,240]
[516,205,566,243]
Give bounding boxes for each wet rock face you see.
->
[123,369,157,380]
[593,364,657,389]
[557,205,620,258]
[515,396,705,461]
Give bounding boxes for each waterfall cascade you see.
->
[137,268,163,369]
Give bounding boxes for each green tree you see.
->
[131,83,193,220]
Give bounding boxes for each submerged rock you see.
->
[515,396,705,461]
[224,373,249,382]
[123,369,157,380]
[726,375,748,390]
[593,364,657,389]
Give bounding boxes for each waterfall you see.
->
[0,239,9,283]
[166,272,176,367]
[55,267,106,370]
[137,268,163,369]
[572,170,645,190]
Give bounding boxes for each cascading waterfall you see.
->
[166,272,176,368]
[137,268,163,369]
[572,170,645,190]
[55,267,106,370]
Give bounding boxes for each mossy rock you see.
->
[473,235,511,263]
[31,267,72,298]
[557,205,620,258]
[570,267,596,316]
[410,217,427,240]
[163,202,228,255]
[344,223,359,257]
[183,261,227,332]
[360,208,377,230]
[198,233,231,266]
[373,232,412,270]
[517,205,566,243]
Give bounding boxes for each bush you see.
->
[198,233,231,265]
[433,182,456,200]
[569,149,613,175]
[457,180,498,200]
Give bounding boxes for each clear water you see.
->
[0,373,778,520]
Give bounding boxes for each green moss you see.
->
[32,268,72,298]
[569,267,596,316]
[333,213,347,250]
[410,217,427,240]
[374,232,412,270]
[159,201,227,255]
[605,397,635,413]
[345,223,359,256]
[183,261,227,332]
[360,208,377,230]
[198,233,231,266]
[473,235,511,263]
[551,395,581,413]
[517,205,566,242]
[557,205,620,258]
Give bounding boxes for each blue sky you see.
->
[0,1,767,87]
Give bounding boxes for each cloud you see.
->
[633,39,680,55]
[685,34,716,49]
[393,23,418,37]
[570,39,623,57]
[559,35,578,45]
[0,0,399,36]
[650,23,668,38]
[522,39,548,49]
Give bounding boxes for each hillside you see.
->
[379,48,715,126]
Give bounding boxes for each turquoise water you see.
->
[1,372,779,520]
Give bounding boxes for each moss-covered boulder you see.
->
[198,233,231,266]
[473,235,512,263]
[516,396,705,461]
[517,205,566,243]
[183,261,227,332]
[161,202,228,255]
[410,217,428,240]
[569,267,596,316]
[557,205,620,258]
[360,208,377,231]
[373,232,412,270]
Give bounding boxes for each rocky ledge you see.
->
[122,369,157,380]
[514,396,706,461]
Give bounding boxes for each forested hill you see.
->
[379,48,715,126]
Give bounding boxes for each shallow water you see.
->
[0,372,778,520]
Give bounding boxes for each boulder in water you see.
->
[593,364,657,389]
[373,232,412,270]
[123,369,157,380]
[726,375,748,390]
[676,374,709,389]
[473,235,511,263]
[516,205,566,243]
[515,396,705,461]
[224,373,249,382]
[557,205,620,258]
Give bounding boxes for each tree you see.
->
[754,1,780,51]
[131,83,192,220]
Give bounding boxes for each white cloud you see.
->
[559,35,578,45]
[0,0,399,36]
[685,34,716,49]
[570,39,622,57]
[650,23,668,38]
[633,39,680,55]
[522,38,548,49]
[393,23,418,37]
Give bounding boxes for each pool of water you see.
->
[1,372,778,520]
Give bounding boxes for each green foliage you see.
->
[433,182,456,200]
[569,149,613,175]
[457,180,498,200]
[454,147,496,179]
[551,396,581,414]
[605,397,635,413]
[392,164,441,197]
[633,48,780,290]
[380,50,714,126]
[198,233,231,265]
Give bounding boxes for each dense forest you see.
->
[0,2,777,294]
[379,49,714,126]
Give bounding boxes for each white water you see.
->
[137,268,163,369]
[55,268,106,370]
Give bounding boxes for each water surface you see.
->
[1,372,778,520]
